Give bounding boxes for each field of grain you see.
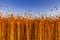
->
[0,13,60,40]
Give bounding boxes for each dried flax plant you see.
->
[0,12,60,40]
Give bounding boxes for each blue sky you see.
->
[0,0,60,16]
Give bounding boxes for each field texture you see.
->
[0,14,60,40]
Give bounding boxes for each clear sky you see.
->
[0,0,60,16]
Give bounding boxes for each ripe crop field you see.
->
[0,13,60,40]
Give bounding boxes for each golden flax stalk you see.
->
[0,14,60,40]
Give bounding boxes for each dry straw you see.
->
[0,12,60,40]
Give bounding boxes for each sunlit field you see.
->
[0,12,60,40]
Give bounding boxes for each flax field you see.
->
[0,13,60,40]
